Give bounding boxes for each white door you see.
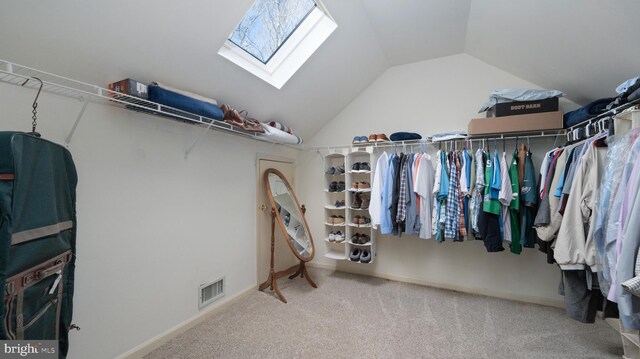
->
[257,159,298,284]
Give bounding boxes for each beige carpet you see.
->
[145,268,622,359]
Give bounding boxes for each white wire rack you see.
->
[0,59,302,156]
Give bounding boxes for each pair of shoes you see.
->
[328,181,346,192]
[351,162,371,171]
[352,216,371,225]
[350,181,371,190]
[351,233,371,244]
[367,134,390,142]
[334,200,346,208]
[328,215,345,225]
[351,193,370,209]
[325,166,346,175]
[349,248,372,263]
[328,231,345,242]
[352,136,369,145]
[284,213,291,227]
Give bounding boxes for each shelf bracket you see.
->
[185,120,216,159]
[65,100,89,147]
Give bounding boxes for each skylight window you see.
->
[229,0,317,64]
[219,0,337,89]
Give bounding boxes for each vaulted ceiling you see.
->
[1,0,638,140]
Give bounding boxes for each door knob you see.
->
[259,204,267,212]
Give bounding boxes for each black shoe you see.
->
[328,181,338,192]
[350,248,362,262]
[359,162,371,171]
[337,181,346,192]
[360,250,371,263]
[351,162,360,171]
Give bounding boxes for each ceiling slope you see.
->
[361,0,471,66]
[465,0,640,105]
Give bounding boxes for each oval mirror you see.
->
[264,169,315,262]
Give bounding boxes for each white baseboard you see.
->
[115,285,255,359]
[308,261,564,308]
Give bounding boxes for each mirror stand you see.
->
[259,208,317,303]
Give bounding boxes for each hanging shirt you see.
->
[483,151,501,215]
[380,154,397,235]
[520,150,538,248]
[490,151,501,200]
[499,152,513,242]
[431,150,442,237]
[414,154,434,239]
[460,151,469,196]
[445,152,460,240]
[471,149,485,235]
[404,154,418,235]
[436,151,450,241]
[370,152,388,229]
[456,153,467,240]
[509,152,522,254]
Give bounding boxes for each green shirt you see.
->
[483,152,501,215]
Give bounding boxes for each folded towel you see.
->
[563,97,614,128]
[479,89,565,113]
[153,82,218,106]
[267,121,293,134]
[431,131,467,142]
[261,123,303,144]
[389,132,422,141]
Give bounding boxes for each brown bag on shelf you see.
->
[220,104,265,133]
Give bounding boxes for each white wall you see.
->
[298,53,579,306]
[0,83,297,358]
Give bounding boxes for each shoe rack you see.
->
[324,153,348,260]
[345,148,377,264]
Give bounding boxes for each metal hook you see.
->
[21,77,44,137]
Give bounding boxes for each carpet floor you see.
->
[144,268,623,359]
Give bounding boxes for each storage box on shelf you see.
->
[324,153,348,260]
[345,149,377,264]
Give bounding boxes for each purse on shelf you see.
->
[220,104,265,133]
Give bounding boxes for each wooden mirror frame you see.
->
[263,168,315,262]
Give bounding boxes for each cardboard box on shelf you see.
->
[468,111,563,135]
[486,97,559,117]
[107,78,148,99]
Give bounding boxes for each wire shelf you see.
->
[0,59,303,150]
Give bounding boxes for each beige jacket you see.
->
[554,144,606,271]
[535,146,570,243]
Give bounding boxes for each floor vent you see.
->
[199,277,225,310]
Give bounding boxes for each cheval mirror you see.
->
[260,168,317,303]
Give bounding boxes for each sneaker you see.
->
[334,215,345,225]
[368,134,377,142]
[359,181,370,190]
[284,213,290,227]
[351,162,361,171]
[337,181,346,192]
[335,231,345,243]
[336,166,345,174]
[349,248,362,262]
[351,136,360,145]
[360,250,371,263]
[350,182,360,190]
[328,231,336,241]
[351,233,361,244]
[325,167,336,175]
[352,215,362,225]
[359,162,371,171]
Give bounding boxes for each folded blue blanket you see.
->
[563,97,614,128]
[390,132,422,141]
[148,85,224,122]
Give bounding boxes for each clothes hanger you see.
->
[20,76,44,138]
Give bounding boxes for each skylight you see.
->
[229,0,317,64]
[219,0,337,89]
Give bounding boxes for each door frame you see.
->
[255,153,296,284]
